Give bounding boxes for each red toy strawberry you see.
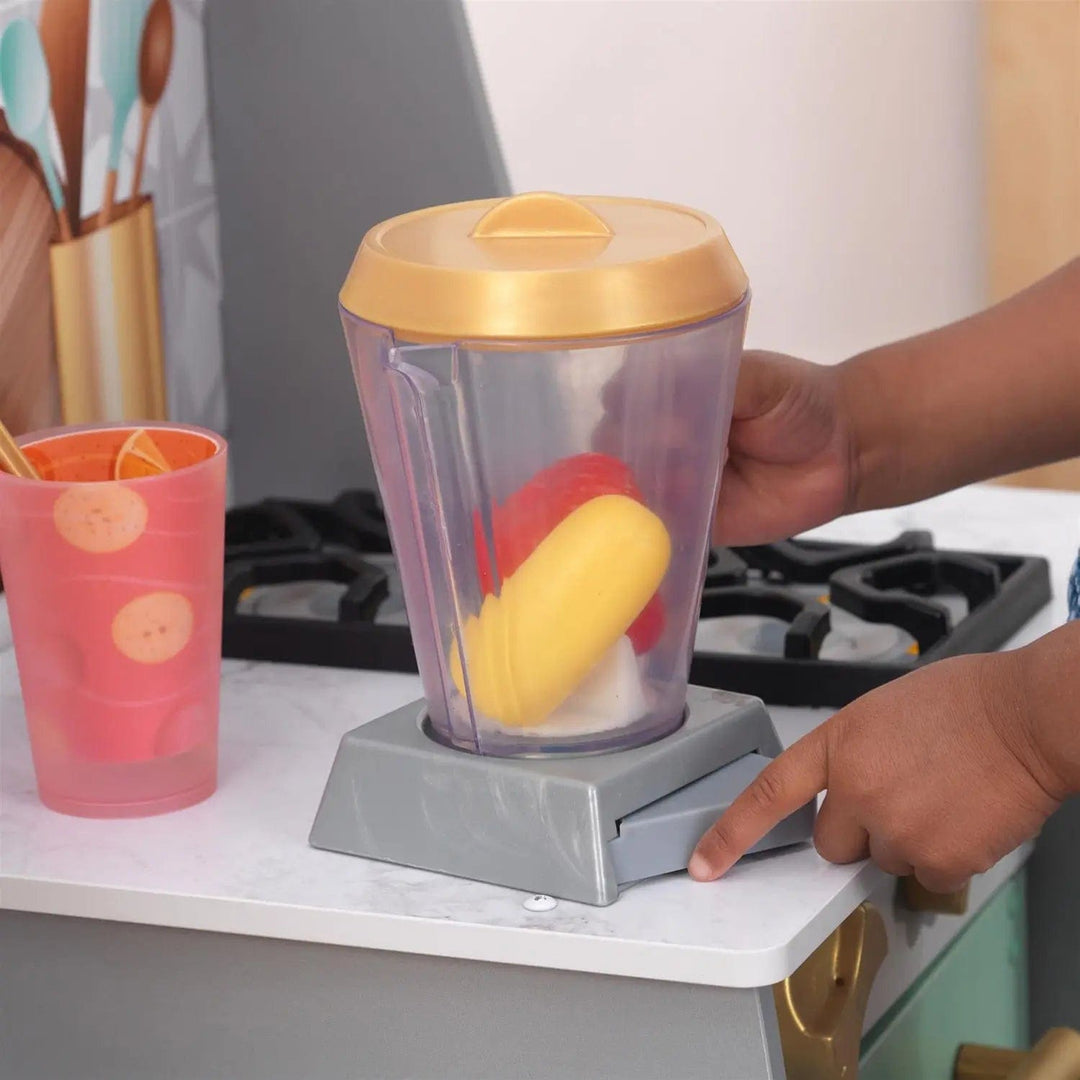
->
[473,453,667,652]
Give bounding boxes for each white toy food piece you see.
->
[541,635,648,735]
[472,636,649,738]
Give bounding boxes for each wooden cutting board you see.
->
[0,127,61,436]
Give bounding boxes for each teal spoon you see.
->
[100,0,151,222]
[0,18,71,239]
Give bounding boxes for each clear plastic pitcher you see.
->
[340,193,749,756]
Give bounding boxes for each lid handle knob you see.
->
[470,192,613,239]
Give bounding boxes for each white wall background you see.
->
[464,0,985,363]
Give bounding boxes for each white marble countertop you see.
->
[1,485,1075,989]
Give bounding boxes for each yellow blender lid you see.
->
[339,192,748,342]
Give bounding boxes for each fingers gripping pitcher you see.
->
[340,193,749,756]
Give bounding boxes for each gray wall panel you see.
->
[205,0,509,503]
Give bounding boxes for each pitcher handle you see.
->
[385,344,486,743]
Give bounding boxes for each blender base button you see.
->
[608,753,815,886]
[523,894,558,912]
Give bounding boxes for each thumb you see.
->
[688,725,828,881]
[732,350,801,422]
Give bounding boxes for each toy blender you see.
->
[312,192,813,904]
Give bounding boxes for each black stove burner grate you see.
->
[691,534,1050,706]
[222,494,415,673]
[732,531,935,582]
[699,585,831,661]
[222,494,1052,709]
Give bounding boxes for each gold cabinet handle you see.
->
[773,902,889,1079]
[900,876,970,915]
[955,1029,1080,1080]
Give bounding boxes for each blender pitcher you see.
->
[340,193,749,756]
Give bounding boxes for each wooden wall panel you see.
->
[983,1,1080,489]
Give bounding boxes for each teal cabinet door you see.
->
[860,873,1027,1079]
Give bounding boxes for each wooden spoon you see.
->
[130,0,173,199]
[0,417,40,479]
[38,0,91,233]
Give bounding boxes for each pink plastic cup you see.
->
[0,422,227,817]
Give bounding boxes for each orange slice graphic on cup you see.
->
[111,591,194,664]
[53,483,149,553]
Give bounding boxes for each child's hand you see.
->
[689,652,1066,892]
[715,351,856,545]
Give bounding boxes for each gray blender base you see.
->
[310,685,815,905]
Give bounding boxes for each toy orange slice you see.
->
[114,429,172,480]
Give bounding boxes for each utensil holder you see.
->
[50,196,167,423]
